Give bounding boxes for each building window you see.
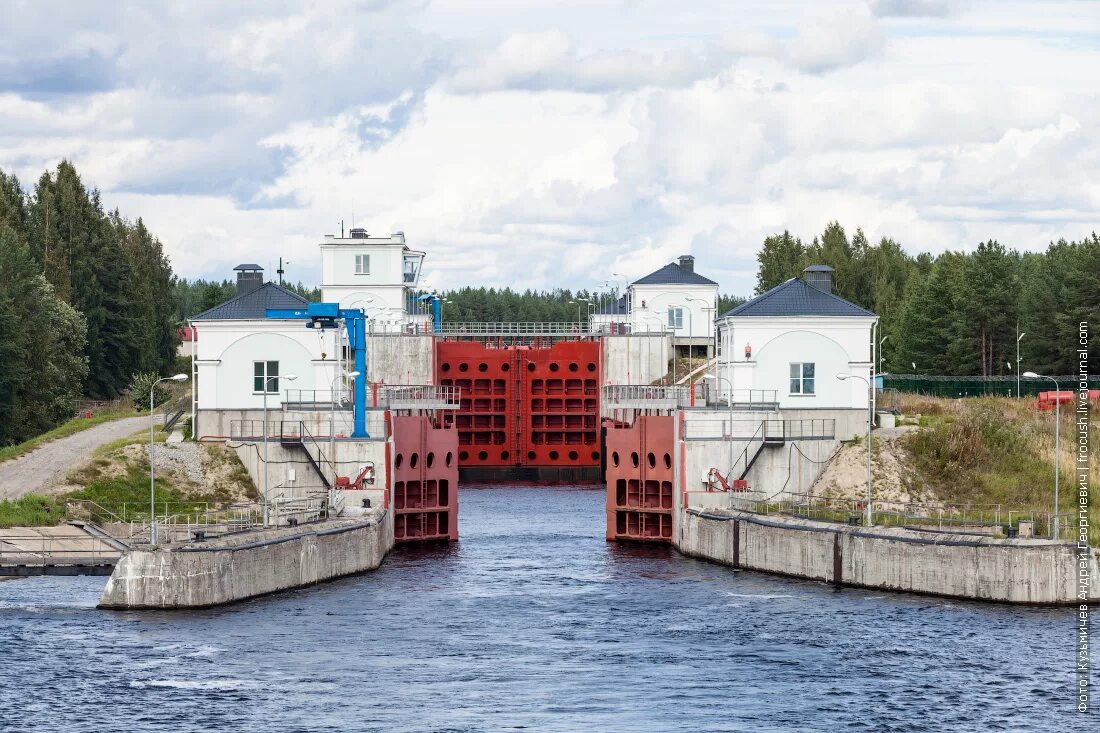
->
[355,254,370,275]
[254,361,280,393]
[789,362,815,395]
[668,307,684,329]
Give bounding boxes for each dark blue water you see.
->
[0,486,1088,731]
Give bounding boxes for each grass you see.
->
[0,466,215,528]
[899,395,1099,544]
[0,408,142,464]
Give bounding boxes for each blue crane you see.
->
[265,303,370,437]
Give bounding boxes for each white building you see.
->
[714,265,878,411]
[593,255,718,358]
[320,228,431,333]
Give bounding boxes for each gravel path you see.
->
[0,416,149,501]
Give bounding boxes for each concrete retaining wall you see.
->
[603,335,671,385]
[231,439,388,501]
[677,508,1100,605]
[365,335,434,384]
[98,512,393,609]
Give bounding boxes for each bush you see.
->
[127,371,171,411]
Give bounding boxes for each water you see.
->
[0,486,1087,731]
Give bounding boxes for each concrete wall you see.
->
[195,408,388,441]
[602,334,671,385]
[231,439,388,501]
[365,335,434,384]
[99,512,393,609]
[677,508,1100,605]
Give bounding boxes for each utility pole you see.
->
[1016,324,1026,398]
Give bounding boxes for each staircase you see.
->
[278,421,332,490]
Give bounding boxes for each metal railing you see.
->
[1,529,123,571]
[439,322,593,336]
[724,491,1079,539]
[284,388,352,408]
[682,418,835,441]
[715,389,778,406]
[602,385,691,409]
[377,384,461,410]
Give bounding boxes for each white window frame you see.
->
[253,360,280,394]
[355,254,370,275]
[667,307,684,330]
[789,362,816,396]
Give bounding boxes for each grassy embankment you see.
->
[897,393,1097,543]
[0,432,256,528]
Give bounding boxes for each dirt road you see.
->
[0,416,149,501]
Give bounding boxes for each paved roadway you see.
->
[0,416,148,501]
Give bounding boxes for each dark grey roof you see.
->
[802,264,834,273]
[595,295,627,315]
[632,261,717,286]
[233,263,263,271]
[192,282,309,320]
[722,278,876,318]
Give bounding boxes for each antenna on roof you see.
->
[277,257,288,286]
[340,219,344,238]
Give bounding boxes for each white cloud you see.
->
[0,0,1097,299]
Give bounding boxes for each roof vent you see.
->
[802,264,834,294]
[233,264,264,295]
[677,255,695,274]
[349,227,368,239]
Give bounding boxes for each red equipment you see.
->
[334,463,375,490]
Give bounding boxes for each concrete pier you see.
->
[677,507,1100,605]
[98,510,393,609]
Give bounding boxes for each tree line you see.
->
[0,162,178,445]
[755,222,1099,376]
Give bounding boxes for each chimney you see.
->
[802,265,834,294]
[678,255,695,274]
[233,264,264,295]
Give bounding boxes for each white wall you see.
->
[195,320,339,410]
[717,316,876,410]
[628,284,717,339]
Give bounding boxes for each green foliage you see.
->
[0,161,177,445]
[127,371,172,411]
[756,221,1098,376]
[0,494,67,528]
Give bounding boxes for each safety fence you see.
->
[718,491,1077,539]
[682,418,836,442]
[882,373,1099,398]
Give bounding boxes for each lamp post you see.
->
[715,375,737,472]
[879,335,888,376]
[149,373,189,545]
[837,373,873,527]
[330,370,361,488]
[1023,372,1060,538]
[263,372,298,528]
[1016,326,1026,397]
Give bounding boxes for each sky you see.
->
[1,0,1098,296]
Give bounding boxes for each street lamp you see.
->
[263,372,298,527]
[149,373,189,545]
[1023,372,1060,538]
[1016,328,1026,397]
[879,335,888,376]
[837,373,873,527]
[330,370,361,489]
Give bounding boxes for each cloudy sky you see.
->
[1,0,1097,295]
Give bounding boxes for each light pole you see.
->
[330,370,361,488]
[1016,327,1026,397]
[1023,372,1060,538]
[715,375,737,472]
[879,335,888,376]
[149,373,189,545]
[263,372,298,528]
[837,373,873,527]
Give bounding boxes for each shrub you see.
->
[127,371,171,411]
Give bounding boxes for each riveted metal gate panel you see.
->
[435,340,601,470]
[604,415,675,542]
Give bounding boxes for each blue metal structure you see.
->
[265,303,370,438]
[417,293,443,332]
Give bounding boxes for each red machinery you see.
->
[334,463,375,490]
